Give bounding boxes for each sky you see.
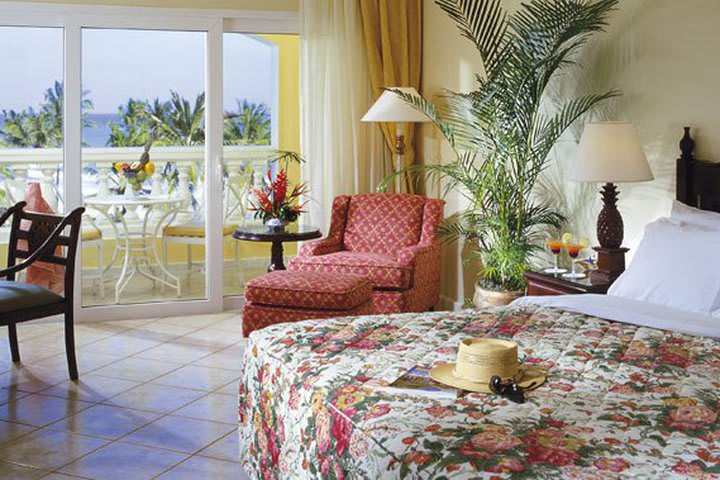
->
[0,26,275,114]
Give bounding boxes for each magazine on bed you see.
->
[369,366,459,399]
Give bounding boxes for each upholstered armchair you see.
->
[288,193,444,313]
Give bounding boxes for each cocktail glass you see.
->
[562,243,586,279]
[544,239,567,274]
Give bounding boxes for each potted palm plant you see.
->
[382,0,619,306]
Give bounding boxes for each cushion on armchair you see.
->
[343,193,426,255]
[244,270,371,310]
[289,251,412,289]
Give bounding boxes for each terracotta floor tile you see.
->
[0,429,108,470]
[134,342,219,364]
[214,380,240,396]
[80,335,161,357]
[90,356,183,383]
[121,416,235,454]
[0,311,245,476]
[174,327,241,349]
[197,431,240,462]
[104,383,206,414]
[37,473,86,479]
[0,393,94,428]
[50,404,161,440]
[0,366,68,394]
[157,455,248,479]
[40,374,141,403]
[58,441,187,480]
[151,365,239,392]
[0,387,28,407]
[191,344,245,371]
[0,460,51,479]
[0,420,37,446]
[173,392,238,424]
[207,317,243,334]
[34,351,123,374]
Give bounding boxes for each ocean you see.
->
[84,113,120,147]
[0,113,121,148]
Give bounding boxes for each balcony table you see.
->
[84,194,184,303]
[232,224,321,272]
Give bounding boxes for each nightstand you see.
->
[523,270,611,296]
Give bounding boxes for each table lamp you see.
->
[570,122,654,283]
[362,87,429,192]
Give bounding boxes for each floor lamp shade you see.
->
[362,87,429,192]
[361,87,429,123]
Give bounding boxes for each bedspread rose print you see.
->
[238,308,720,479]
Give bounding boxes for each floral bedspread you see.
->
[238,306,720,479]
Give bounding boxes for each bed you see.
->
[238,129,720,479]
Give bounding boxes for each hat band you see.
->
[452,367,523,384]
[457,351,518,367]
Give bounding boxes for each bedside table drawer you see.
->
[523,270,610,296]
[526,280,586,296]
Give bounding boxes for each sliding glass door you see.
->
[221,32,300,297]
[80,27,209,308]
[0,26,65,269]
[0,4,298,321]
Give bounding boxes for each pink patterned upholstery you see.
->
[242,300,373,337]
[343,193,425,255]
[290,193,444,313]
[287,251,411,289]
[241,270,373,336]
[244,271,371,310]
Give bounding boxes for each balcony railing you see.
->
[0,145,271,235]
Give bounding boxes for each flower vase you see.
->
[265,218,288,231]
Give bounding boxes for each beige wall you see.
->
[421,0,720,308]
[0,0,298,10]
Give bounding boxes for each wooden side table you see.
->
[232,224,322,272]
[523,270,611,296]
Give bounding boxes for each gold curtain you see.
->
[359,0,422,193]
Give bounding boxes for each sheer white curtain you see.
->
[300,0,388,231]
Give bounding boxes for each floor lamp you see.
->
[362,87,429,192]
[570,122,654,283]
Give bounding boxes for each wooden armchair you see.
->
[0,201,84,380]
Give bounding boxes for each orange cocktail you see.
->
[562,243,586,279]
[544,239,567,274]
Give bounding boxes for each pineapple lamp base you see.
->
[593,182,627,285]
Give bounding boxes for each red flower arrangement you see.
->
[249,167,308,225]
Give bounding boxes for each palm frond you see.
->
[388,88,455,147]
[380,0,619,290]
[435,0,508,72]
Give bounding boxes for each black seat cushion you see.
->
[0,280,63,314]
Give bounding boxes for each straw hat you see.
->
[429,338,546,393]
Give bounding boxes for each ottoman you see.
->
[242,270,373,336]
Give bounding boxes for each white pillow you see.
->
[670,200,720,229]
[608,218,720,314]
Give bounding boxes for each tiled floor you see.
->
[0,312,250,479]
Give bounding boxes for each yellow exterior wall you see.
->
[0,0,298,10]
[421,0,720,308]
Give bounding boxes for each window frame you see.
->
[0,1,299,321]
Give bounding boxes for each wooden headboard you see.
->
[676,127,720,211]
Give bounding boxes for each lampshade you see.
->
[571,122,654,183]
[361,87,430,123]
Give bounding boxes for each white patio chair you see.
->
[161,169,251,283]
